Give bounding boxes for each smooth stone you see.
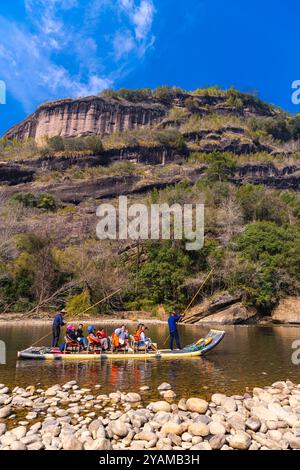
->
[186,398,209,414]
[11,426,27,440]
[124,393,141,403]
[268,430,282,442]
[228,431,251,450]
[188,422,210,437]
[210,434,226,450]
[178,398,187,411]
[88,438,112,450]
[134,431,157,442]
[0,423,7,436]
[211,393,226,406]
[223,398,237,413]
[140,386,150,392]
[209,421,226,435]
[157,383,172,391]
[62,435,83,451]
[26,412,38,420]
[109,420,130,438]
[161,390,176,400]
[27,441,44,451]
[149,401,171,413]
[284,431,300,449]
[181,432,192,442]
[10,441,27,450]
[190,442,212,450]
[246,416,261,432]
[161,422,184,436]
[251,406,278,422]
[0,406,12,418]
[56,409,68,417]
[20,434,41,445]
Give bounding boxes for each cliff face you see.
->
[3,90,276,143]
[3,96,167,142]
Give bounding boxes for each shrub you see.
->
[85,136,103,155]
[66,290,97,316]
[48,136,65,151]
[204,151,237,181]
[36,194,57,211]
[11,192,37,208]
[10,192,57,211]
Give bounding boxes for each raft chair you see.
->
[63,337,80,354]
[130,336,148,354]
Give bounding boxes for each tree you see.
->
[204,152,237,182]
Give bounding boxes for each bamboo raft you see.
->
[18,330,225,361]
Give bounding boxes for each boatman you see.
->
[168,311,183,350]
[52,309,66,347]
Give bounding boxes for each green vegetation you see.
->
[103,128,186,151]
[99,86,186,103]
[10,192,57,211]
[66,290,96,316]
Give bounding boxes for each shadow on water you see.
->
[1,322,300,400]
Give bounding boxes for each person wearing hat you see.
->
[52,308,66,348]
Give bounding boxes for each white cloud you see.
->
[115,0,155,59]
[0,0,156,113]
[113,30,136,59]
[133,1,155,40]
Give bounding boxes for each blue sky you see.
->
[0,0,300,136]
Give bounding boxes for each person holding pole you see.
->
[52,309,66,347]
[168,312,183,350]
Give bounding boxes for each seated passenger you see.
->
[140,326,157,351]
[75,323,87,349]
[60,325,78,352]
[88,326,108,351]
[133,323,144,347]
[112,325,130,350]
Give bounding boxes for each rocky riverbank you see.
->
[1,380,300,450]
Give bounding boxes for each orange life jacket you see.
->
[111,332,120,348]
[88,333,100,344]
[133,328,142,342]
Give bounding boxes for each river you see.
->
[0,322,300,400]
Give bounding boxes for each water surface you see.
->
[0,322,300,400]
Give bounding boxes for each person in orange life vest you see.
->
[133,323,144,343]
[88,326,108,350]
[114,325,130,350]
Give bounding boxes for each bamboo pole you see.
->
[161,269,214,347]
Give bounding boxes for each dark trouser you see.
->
[52,325,61,347]
[170,330,181,350]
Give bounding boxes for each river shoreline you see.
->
[0,380,300,450]
[0,312,298,327]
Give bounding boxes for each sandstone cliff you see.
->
[3,96,167,143]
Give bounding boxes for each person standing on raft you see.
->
[52,309,66,347]
[168,312,183,350]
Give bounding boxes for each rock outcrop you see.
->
[181,292,258,325]
[3,96,167,143]
[272,297,300,324]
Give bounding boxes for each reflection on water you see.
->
[1,322,300,400]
